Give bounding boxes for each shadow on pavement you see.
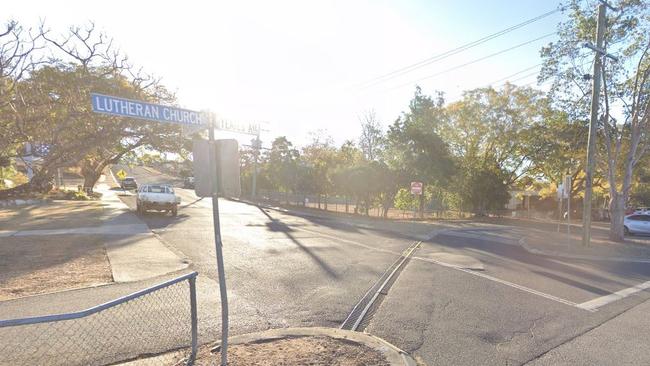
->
[256,205,339,279]
[425,234,650,292]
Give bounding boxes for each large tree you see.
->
[0,21,43,165]
[540,0,650,241]
[385,87,454,216]
[358,109,384,161]
[0,22,183,196]
[264,136,300,192]
[443,85,551,187]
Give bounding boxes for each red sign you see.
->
[410,181,423,195]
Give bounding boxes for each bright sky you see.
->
[7,0,565,148]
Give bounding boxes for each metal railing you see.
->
[0,272,199,366]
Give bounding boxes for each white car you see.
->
[633,207,650,214]
[136,184,181,216]
[624,214,650,235]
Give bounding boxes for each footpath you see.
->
[0,174,188,301]
[527,297,650,365]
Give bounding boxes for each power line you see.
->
[386,32,556,91]
[485,63,542,85]
[356,7,563,89]
[497,70,542,87]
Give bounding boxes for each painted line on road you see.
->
[439,230,519,245]
[414,255,587,310]
[297,226,587,311]
[577,280,650,311]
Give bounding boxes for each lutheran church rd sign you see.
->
[91,93,205,126]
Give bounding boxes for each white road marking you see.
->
[440,229,519,244]
[296,226,587,310]
[577,280,650,311]
[413,255,586,310]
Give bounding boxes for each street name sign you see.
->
[91,93,230,363]
[214,118,260,136]
[91,93,205,126]
[411,181,423,195]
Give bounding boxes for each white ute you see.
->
[136,184,181,216]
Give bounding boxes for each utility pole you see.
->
[582,1,617,247]
[251,135,260,199]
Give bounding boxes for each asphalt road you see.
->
[113,165,650,365]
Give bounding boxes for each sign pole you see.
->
[564,175,572,246]
[557,183,563,233]
[252,134,259,199]
[209,121,229,366]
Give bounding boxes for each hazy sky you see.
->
[7,0,565,147]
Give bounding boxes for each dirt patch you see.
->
[0,235,112,301]
[196,336,390,366]
[0,200,106,231]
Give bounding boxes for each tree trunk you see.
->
[608,195,625,242]
[81,162,104,190]
[82,169,102,190]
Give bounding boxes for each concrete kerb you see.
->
[518,236,650,264]
[210,327,419,366]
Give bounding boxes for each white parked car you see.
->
[624,214,650,235]
[633,207,650,214]
[136,184,181,216]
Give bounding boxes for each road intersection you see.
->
[109,165,650,365]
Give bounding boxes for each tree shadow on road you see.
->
[424,234,650,292]
[256,206,339,279]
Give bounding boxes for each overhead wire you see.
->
[385,32,557,91]
[355,7,564,89]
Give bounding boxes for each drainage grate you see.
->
[340,241,421,331]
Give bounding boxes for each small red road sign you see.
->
[411,181,423,195]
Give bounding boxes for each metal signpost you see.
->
[411,182,423,219]
[564,175,572,245]
[557,183,564,233]
[91,93,230,366]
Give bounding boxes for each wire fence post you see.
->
[188,275,199,365]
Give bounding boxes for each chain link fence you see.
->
[0,272,198,366]
[257,189,472,220]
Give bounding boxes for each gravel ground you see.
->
[204,336,390,366]
[0,234,112,300]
